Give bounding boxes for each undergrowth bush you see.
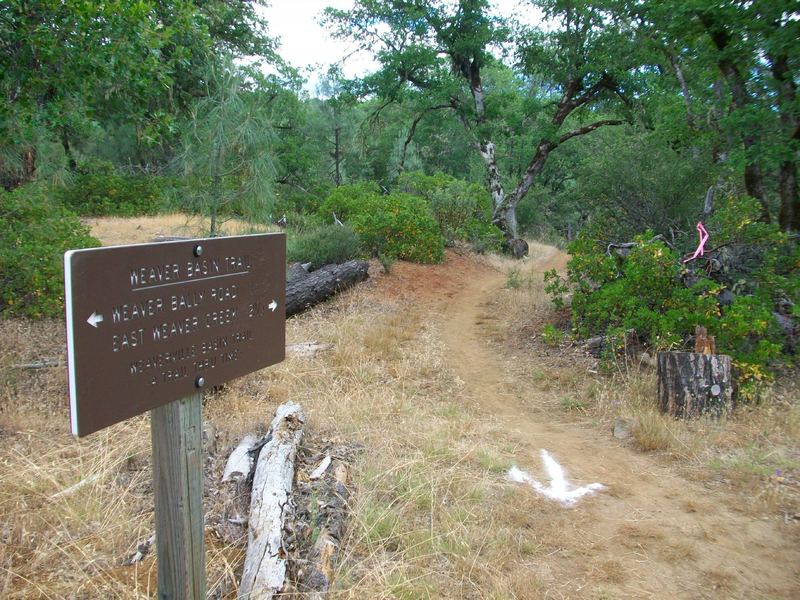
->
[60,173,173,216]
[287,224,362,267]
[321,183,444,263]
[545,195,798,399]
[320,181,383,221]
[1,185,100,318]
[398,172,497,251]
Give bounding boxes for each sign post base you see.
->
[151,393,206,599]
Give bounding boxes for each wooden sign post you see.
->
[151,393,205,599]
[64,234,286,598]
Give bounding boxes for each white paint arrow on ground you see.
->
[268,300,278,312]
[507,449,605,507]
[86,312,104,328]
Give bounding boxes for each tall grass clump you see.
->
[287,224,362,267]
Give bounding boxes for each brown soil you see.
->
[370,247,800,599]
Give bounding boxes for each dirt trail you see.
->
[421,247,799,598]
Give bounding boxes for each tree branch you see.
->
[558,119,624,144]
[400,103,454,170]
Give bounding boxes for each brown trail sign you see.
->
[64,233,286,599]
[65,234,286,436]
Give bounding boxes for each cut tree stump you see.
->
[286,260,369,317]
[239,402,305,600]
[657,351,734,418]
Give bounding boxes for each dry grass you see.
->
[0,269,579,597]
[1,228,798,598]
[483,241,800,522]
[87,214,278,246]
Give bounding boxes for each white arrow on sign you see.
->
[87,311,104,328]
[268,300,278,312]
[507,449,604,507]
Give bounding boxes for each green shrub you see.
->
[541,323,562,347]
[1,185,100,318]
[320,184,444,264]
[284,211,325,234]
[350,192,444,264]
[275,182,332,216]
[287,224,362,267]
[320,181,382,221]
[60,173,173,216]
[398,172,494,246]
[464,219,505,254]
[549,195,798,395]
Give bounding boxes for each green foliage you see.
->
[551,196,798,392]
[397,171,492,246]
[464,219,505,254]
[177,57,277,235]
[351,193,444,264]
[320,183,444,264]
[286,224,362,268]
[541,324,561,347]
[59,173,173,216]
[320,182,382,221]
[543,268,569,310]
[0,185,100,318]
[396,171,501,254]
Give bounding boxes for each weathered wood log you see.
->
[657,351,734,418]
[222,435,257,483]
[10,358,61,369]
[286,342,334,358]
[286,260,369,317]
[239,402,305,600]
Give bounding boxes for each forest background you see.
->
[1,0,798,390]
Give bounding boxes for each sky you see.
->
[259,1,542,94]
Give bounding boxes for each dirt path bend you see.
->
[425,247,798,599]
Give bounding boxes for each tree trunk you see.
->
[701,17,770,221]
[771,52,799,232]
[332,127,342,186]
[657,351,734,419]
[239,402,305,600]
[285,260,369,317]
[778,160,798,232]
[61,128,77,171]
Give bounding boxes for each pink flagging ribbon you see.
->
[683,221,709,263]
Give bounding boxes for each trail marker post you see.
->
[64,234,286,598]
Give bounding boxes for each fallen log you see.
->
[222,435,257,483]
[287,262,311,283]
[11,358,61,369]
[239,402,305,600]
[286,260,369,317]
[657,351,734,418]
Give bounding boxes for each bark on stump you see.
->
[657,351,734,418]
[286,260,369,317]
